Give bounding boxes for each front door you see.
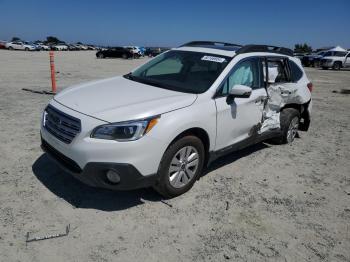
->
[215,57,267,150]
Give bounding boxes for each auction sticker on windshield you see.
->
[201,56,226,63]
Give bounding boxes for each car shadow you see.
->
[32,142,270,211]
[32,154,162,211]
[202,142,270,177]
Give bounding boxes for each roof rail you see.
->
[236,45,294,56]
[180,41,242,48]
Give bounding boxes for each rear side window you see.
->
[334,51,347,57]
[266,59,289,83]
[289,60,303,82]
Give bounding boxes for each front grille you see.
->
[44,105,81,144]
[41,139,82,173]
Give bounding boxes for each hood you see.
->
[54,76,197,122]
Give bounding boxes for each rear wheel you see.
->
[8,46,13,50]
[122,53,128,59]
[25,47,29,51]
[97,53,104,59]
[333,62,341,70]
[272,108,300,144]
[154,136,205,198]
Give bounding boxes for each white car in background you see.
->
[35,42,50,51]
[75,44,88,50]
[53,43,68,51]
[5,41,36,51]
[41,41,312,198]
[320,49,350,70]
[124,46,142,57]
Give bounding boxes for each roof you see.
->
[175,41,294,57]
[175,46,238,57]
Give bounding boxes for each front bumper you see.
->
[41,99,168,177]
[41,138,157,190]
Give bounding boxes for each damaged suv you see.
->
[41,41,312,198]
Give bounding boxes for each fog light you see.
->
[106,170,120,184]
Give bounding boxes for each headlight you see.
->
[91,116,160,141]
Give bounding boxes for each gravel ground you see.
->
[0,50,349,262]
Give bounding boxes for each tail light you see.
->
[307,82,313,92]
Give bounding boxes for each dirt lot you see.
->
[0,50,349,262]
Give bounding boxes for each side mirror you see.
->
[226,85,252,104]
[229,84,252,98]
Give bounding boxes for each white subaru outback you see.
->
[41,41,312,198]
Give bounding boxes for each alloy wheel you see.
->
[287,117,299,143]
[168,146,199,188]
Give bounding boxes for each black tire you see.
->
[97,53,104,59]
[25,47,29,51]
[8,46,13,50]
[333,62,341,70]
[322,66,328,70]
[122,53,128,59]
[272,108,300,144]
[154,136,205,198]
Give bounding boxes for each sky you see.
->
[0,0,349,49]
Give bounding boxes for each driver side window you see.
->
[220,58,261,95]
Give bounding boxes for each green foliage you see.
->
[294,43,312,53]
[11,37,21,42]
[45,36,64,44]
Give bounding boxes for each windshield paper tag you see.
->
[201,56,226,63]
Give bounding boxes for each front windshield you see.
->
[126,50,230,94]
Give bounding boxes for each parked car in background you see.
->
[5,41,36,51]
[293,53,308,61]
[321,51,350,70]
[52,43,68,51]
[96,47,134,59]
[144,47,167,57]
[124,46,142,58]
[0,40,7,49]
[301,51,327,67]
[139,46,146,56]
[75,44,88,50]
[24,42,41,51]
[67,44,79,51]
[34,42,50,50]
[87,45,97,50]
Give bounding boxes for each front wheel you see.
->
[97,53,104,59]
[154,136,205,198]
[333,62,341,70]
